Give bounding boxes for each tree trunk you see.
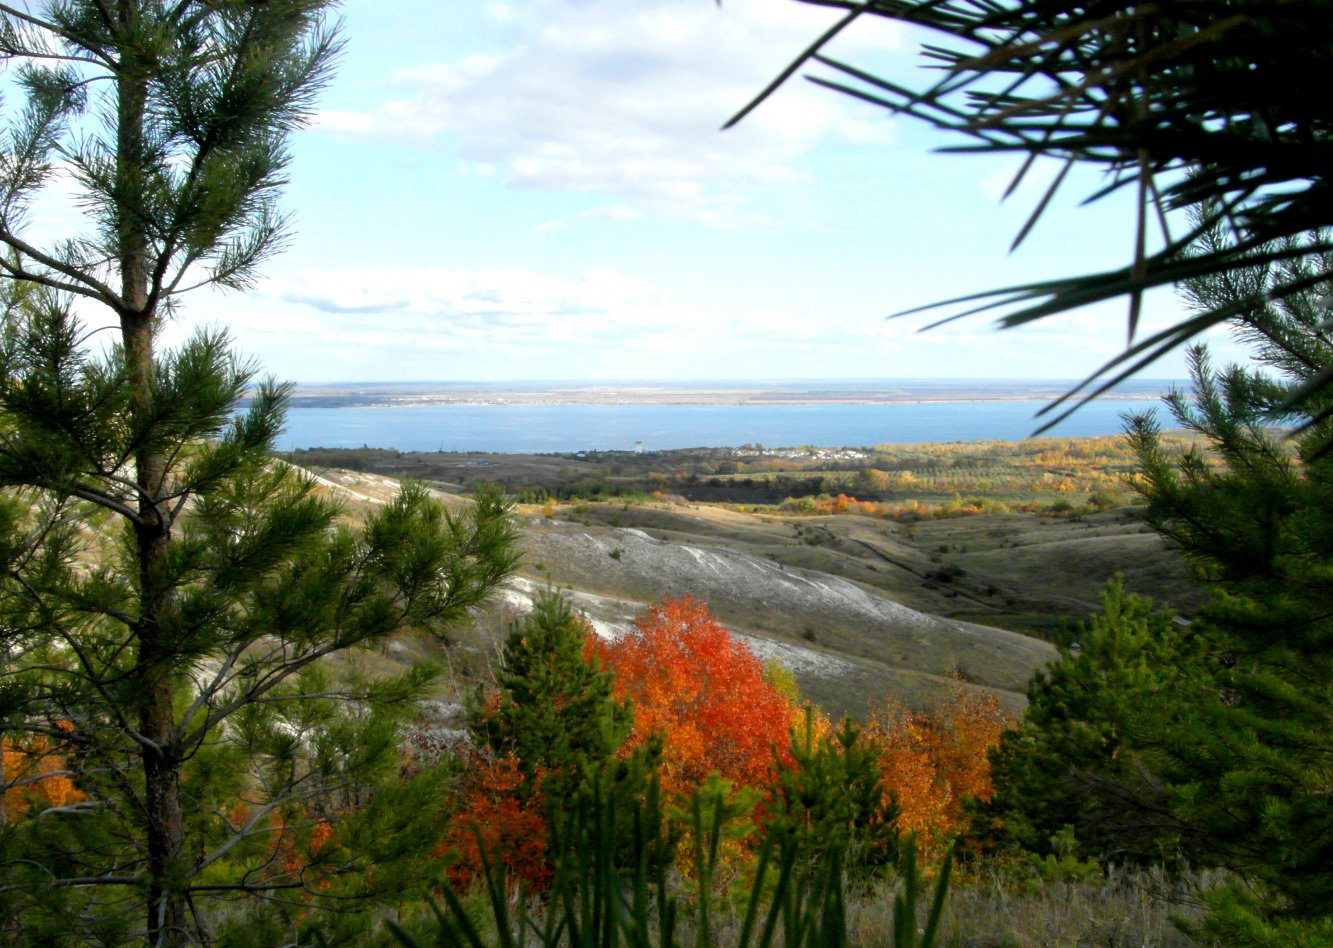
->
[118,21,189,945]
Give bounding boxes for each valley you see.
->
[302,435,1204,718]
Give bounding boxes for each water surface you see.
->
[276,398,1164,453]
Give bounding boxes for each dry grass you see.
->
[685,864,1214,948]
[848,863,1211,948]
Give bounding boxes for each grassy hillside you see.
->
[299,434,1203,718]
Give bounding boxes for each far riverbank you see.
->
[277,378,1177,410]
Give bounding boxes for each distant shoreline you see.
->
[282,394,1162,409]
[277,381,1175,410]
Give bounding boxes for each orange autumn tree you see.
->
[865,681,1012,849]
[596,597,795,800]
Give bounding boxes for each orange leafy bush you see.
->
[596,597,796,800]
[864,682,1011,849]
[2,729,84,824]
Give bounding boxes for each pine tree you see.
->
[474,591,631,798]
[1118,223,1331,935]
[0,4,521,946]
[769,715,899,885]
[454,592,661,889]
[974,578,1193,862]
[973,216,1333,936]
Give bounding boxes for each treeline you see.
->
[283,434,1204,511]
[511,483,663,505]
[524,431,1223,514]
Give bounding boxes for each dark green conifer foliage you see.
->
[975,578,1191,862]
[980,216,1333,939]
[768,715,899,884]
[0,296,522,948]
[1122,222,1333,922]
[1125,423,1333,926]
[475,591,631,797]
[469,591,672,885]
[0,4,522,946]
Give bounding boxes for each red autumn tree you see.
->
[440,753,552,892]
[596,597,795,800]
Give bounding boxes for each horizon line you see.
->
[281,377,1187,387]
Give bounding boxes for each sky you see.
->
[50,0,1251,383]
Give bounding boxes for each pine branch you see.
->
[0,232,123,307]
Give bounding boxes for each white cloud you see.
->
[157,256,1228,383]
[162,261,908,378]
[313,0,901,224]
[578,205,644,222]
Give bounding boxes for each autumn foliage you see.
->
[864,682,1011,849]
[444,594,1015,891]
[595,597,796,800]
[2,727,84,824]
[442,753,552,891]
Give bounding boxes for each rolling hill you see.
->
[307,463,1198,718]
